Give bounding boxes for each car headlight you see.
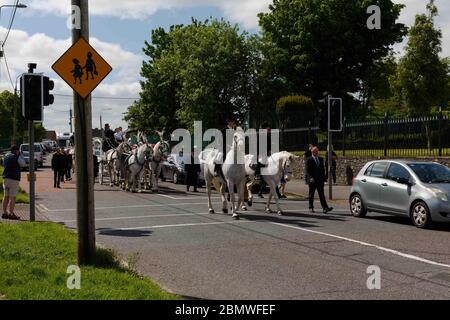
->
[430,188,449,202]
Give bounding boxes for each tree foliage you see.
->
[125,19,257,133]
[258,0,407,100]
[0,91,26,143]
[276,95,315,129]
[391,0,450,116]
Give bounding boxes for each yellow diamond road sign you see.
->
[52,37,112,99]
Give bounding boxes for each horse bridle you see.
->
[282,157,294,177]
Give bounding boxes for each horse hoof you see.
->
[209,209,215,214]
[232,214,240,220]
[223,208,229,214]
[242,206,247,211]
[247,200,253,207]
[277,211,283,216]
[266,208,274,214]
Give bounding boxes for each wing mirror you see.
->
[398,177,414,186]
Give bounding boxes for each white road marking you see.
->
[60,209,332,224]
[60,212,212,223]
[46,202,221,212]
[156,193,221,200]
[108,220,253,231]
[270,222,450,269]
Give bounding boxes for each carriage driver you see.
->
[102,123,119,152]
[255,122,272,180]
[214,116,237,177]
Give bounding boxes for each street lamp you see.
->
[0,3,27,53]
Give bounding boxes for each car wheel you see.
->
[411,202,432,229]
[173,172,178,184]
[350,193,367,217]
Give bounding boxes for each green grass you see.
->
[292,149,450,158]
[0,166,29,204]
[0,222,180,300]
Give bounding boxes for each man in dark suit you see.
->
[306,147,333,214]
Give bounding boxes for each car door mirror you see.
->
[397,177,411,185]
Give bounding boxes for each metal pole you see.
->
[13,88,17,145]
[69,106,73,134]
[100,114,103,139]
[28,120,35,222]
[384,112,388,157]
[26,65,36,222]
[342,117,346,157]
[72,0,96,265]
[327,95,333,201]
[438,107,442,157]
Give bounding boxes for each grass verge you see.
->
[0,166,29,204]
[0,222,180,300]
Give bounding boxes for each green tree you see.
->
[392,0,450,150]
[258,0,407,100]
[276,95,315,129]
[125,19,257,133]
[0,91,27,144]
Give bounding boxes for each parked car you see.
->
[160,153,205,187]
[20,143,44,169]
[350,160,450,228]
[41,140,57,152]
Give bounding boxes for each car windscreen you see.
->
[21,145,41,152]
[407,163,450,183]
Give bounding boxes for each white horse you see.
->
[199,148,229,215]
[222,127,247,219]
[150,140,170,192]
[125,142,153,193]
[104,142,130,187]
[245,151,296,215]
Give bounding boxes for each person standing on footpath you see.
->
[2,145,26,220]
[65,149,73,181]
[306,147,333,214]
[185,149,201,192]
[52,149,65,189]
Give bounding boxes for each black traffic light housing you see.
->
[43,76,55,106]
[329,98,343,132]
[20,74,55,121]
[318,96,328,132]
[21,74,43,121]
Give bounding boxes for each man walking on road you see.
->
[2,145,26,220]
[306,147,333,214]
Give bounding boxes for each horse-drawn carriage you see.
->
[93,137,109,184]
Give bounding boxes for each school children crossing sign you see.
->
[52,37,112,99]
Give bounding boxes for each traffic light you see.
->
[43,76,55,106]
[21,74,43,121]
[329,98,343,132]
[317,96,328,132]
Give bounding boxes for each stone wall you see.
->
[292,156,450,185]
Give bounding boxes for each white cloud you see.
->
[24,0,271,29]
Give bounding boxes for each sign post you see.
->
[328,96,343,201]
[52,0,111,265]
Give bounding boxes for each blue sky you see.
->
[1,0,449,134]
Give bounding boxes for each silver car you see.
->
[350,160,450,228]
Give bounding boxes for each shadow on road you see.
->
[366,215,450,231]
[97,228,153,238]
